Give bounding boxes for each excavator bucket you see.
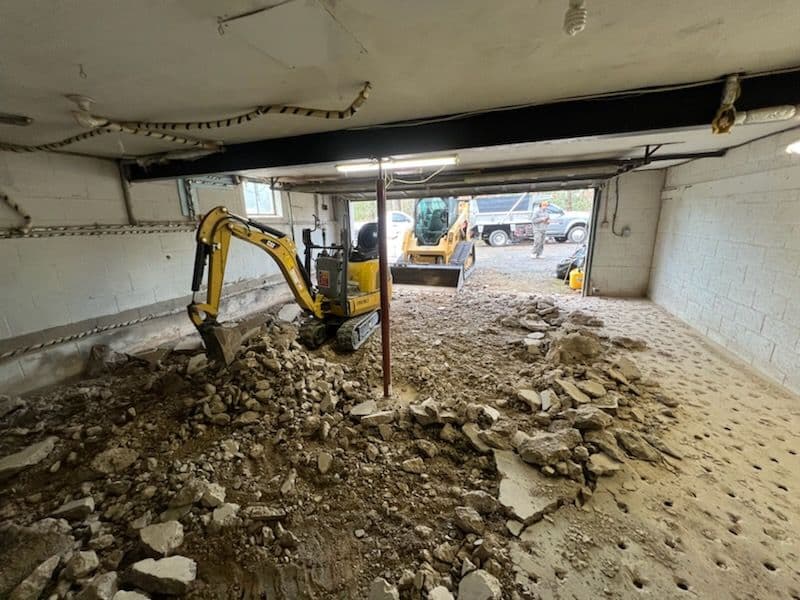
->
[390,263,466,289]
[198,323,243,366]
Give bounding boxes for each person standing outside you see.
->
[531,200,550,258]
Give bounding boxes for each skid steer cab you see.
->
[188,206,387,365]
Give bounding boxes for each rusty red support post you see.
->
[375,166,392,398]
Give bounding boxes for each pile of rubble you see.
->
[0,293,681,599]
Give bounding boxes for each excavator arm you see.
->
[188,206,322,363]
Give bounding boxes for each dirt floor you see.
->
[0,243,798,600]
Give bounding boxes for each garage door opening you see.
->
[470,188,594,295]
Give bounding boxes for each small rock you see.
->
[516,389,541,412]
[409,399,441,426]
[415,439,438,458]
[556,379,590,405]
[429,586,455,600]
[280,469,297,495]
[458,569,502,600]
[615,356,642,381]
[454,506,484,534]
[8,555,60,600]
[0,395,25,419]
[200,483,226,508]
[572,405,613,431]
[91,448,139,475]
[462,423,491,454]
[112,592,150,600]
[350,400,378,418]
[210,503,241,531]
[186,354,208,375]
[464,490,499,515]
[540,389,559,412]
[75,571,118,600]
[615,430,661,462]
[576,380,606,398]
[361,410,395,426]
[587,453,622,477]
[318,451,333,474]
[140,521,184,556]
[64,551,100,580]
[368,577,400,600]
[169,479,205,508]
[583,430,626,463]
[241,505,287,522]
[401,457,425,474]
[517,429,581,466]
[0,437,58,480]
[277,303,303,322]
[52,496,95,520]
[126,556,196,596]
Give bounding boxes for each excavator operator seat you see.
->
[350,222,379,262]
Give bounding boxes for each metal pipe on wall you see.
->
[117,160,137,225]
[375,168,392,398]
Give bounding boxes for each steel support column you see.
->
[375,167,392,398]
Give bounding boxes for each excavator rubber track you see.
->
[390,241,475,289]
[336,310,380,351]
[298,318,331,349]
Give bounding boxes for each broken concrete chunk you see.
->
[556,379,590,405]
[587,452,622,477]
[317,451,333,474]
[52,496,95,520]
[494,450,581,524]
[126,556,196,596]
[0,437,58,481]
[539,389,559,413]
[464,490,500,515]
[210,503,241,531]
[64,550,100,581]
[0,395,25,419]
[113,592,150,600]
[615,356,642,381]
[8,555,60,600]
[277,303,303,323]
[241,505,287,522]
[516,389,541,412]
[458,569,502,600]
[350,400,378,418]
[140,521,184,556]
[91,448,139,475]
[517,429,581,466]
[462,423,491,454]
[169,479,205,508]
[572,405,613,431]
[409,398,441,426]
[547,332,602,364]
[428,586,455,600]
[186,354,208,375]
[199,483,226,508]
[75,571,118,600]
[401,457,425,474]
[583,430,626,463]
[368,577,400,600]
[615,430,661,462]
[454,506,485,534]
[576,380,606,398]
[361,410,395,426]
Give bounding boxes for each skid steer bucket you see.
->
[390,263,466,289]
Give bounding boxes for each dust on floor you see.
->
[0,257,798,600]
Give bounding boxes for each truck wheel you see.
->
[488,229,510,246]
[567,226,587,243]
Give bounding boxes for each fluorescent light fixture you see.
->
[786,139,800,154]
[336,156,458,173]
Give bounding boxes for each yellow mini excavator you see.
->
[390,197,476,289]
[188,206,386,364]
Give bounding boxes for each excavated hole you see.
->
[676,579,691,592]
[763,561,778,572]
[617,541,628,550]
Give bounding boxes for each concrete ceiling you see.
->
[2,0,800,157]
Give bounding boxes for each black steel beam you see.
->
[126,70,800,181]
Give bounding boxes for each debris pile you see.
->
[0,294,679,598]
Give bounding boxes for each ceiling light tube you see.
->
[336,156,458,173]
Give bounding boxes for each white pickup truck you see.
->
[470,193,589,246]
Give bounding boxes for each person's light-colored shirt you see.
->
[533,207,550,231]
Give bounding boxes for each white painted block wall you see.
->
[0,152,336,342]
[650,129,800,394]
[589,169,666,297]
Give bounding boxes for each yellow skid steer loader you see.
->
[390,197,476,289]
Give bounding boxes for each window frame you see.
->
[242,179,283,218]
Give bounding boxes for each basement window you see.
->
[243,181,282,217]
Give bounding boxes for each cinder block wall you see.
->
[649,129,800,394]
[0,152,336,392]
[588,169,666,296]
